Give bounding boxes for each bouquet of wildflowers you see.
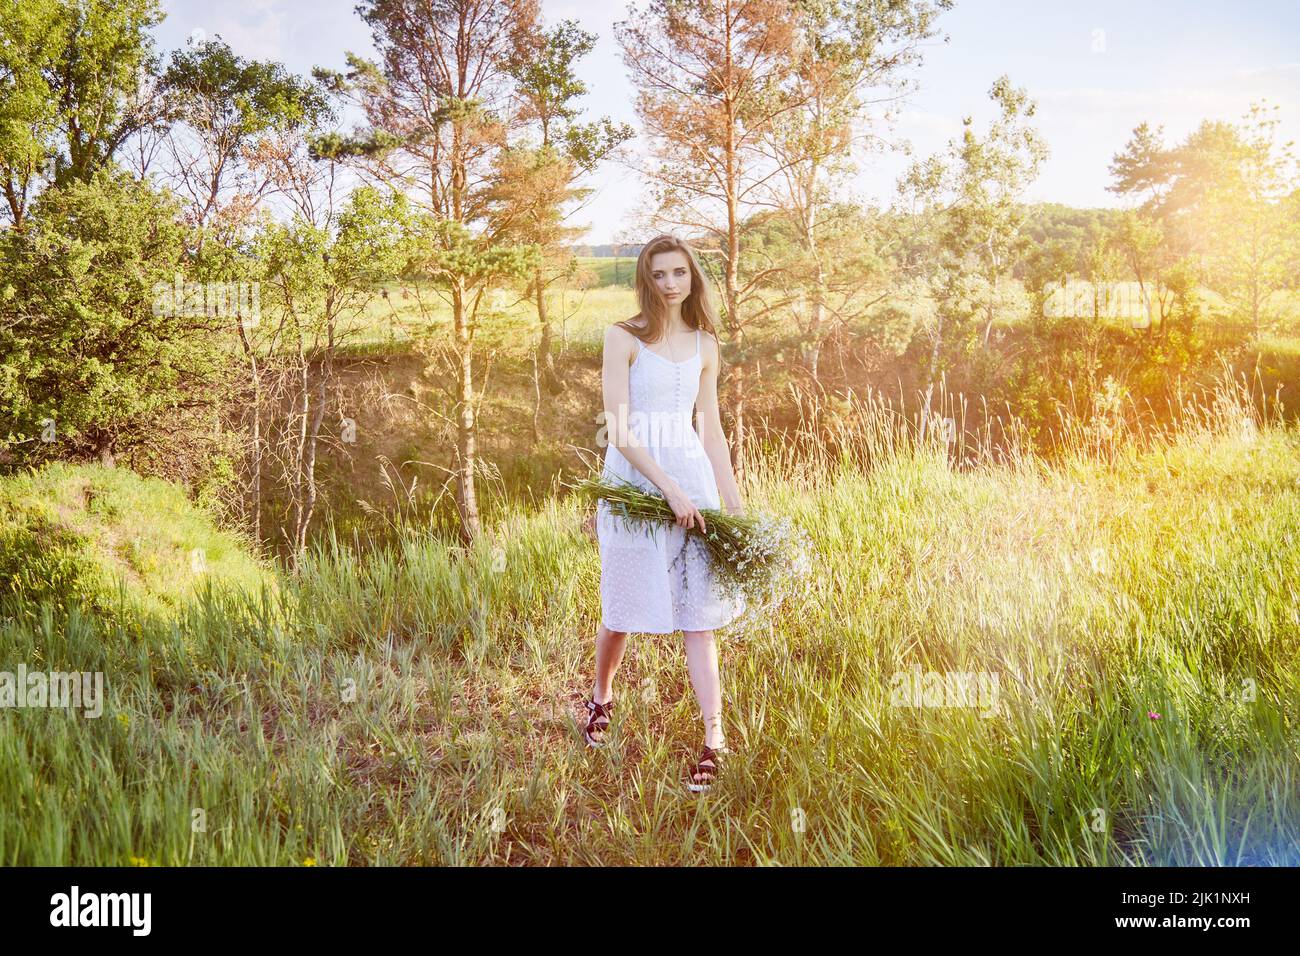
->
[571,473,813,622]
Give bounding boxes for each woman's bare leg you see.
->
[683,629,726,749]
[592,624,628,703]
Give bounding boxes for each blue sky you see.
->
[154,0,1300,244]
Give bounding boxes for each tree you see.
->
[254,186,413,562]
[0,169,226,468]
[1022,212,1126,322]
[898,75,1047,426]
[492,19,632,425]
[1109,104,1300,337]
[0,0,168,226]
[754,0,951,384]
[1192,103,1299,335]
[1021,237,1075,319]
[615,0,804,482]
[342,0,543,545]
[1112,209,1176,334]
[154,41,336,542]
[1108,121,1174,209]
[743,201,896,385]
[161,36,331,246]
[954,77,1047,348]
[0,0,61,227]
[1080,218,1125,320]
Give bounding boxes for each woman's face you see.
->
[648,250,691,304]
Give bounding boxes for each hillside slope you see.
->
[0,463,274,620]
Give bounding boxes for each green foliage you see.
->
[0,0,62,222]
[510,17,592,109]
[0,0,166,222]
[504,18,611,154]
[164,38,332,142]
[0,169,229,466]
[1109,103,1300,333]
[254,185,415,334]
[853,302,916,357]
[162,35,334,244]
[1192,105,1300,332]
[404,216,540,291]
[899,74,1049,381]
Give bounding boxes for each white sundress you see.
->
[597,326,746,634]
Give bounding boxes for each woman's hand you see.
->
[660,478,706,533]
[724,498,744,516]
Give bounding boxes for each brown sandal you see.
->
[686,744,730,793]
[583,698,615,748]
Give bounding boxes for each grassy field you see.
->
[329,273,1300,365]
[336,258,637,357]
[333,283,631,358]
[576,256,637,289]
[2,378,1297,865]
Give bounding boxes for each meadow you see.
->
[336,261,635,357]
[2,372,1296,865]
[4,0,1297,874]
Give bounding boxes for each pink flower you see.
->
[1147,710,1161,721]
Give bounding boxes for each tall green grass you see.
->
[1,373,1297,865]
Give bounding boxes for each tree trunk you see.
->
[289,339,310,564]
[2,176,24,229]
[237,320,262,544]
[534,266,563,396]
[531,341,543,443]
[921,318,945,443]
[804,170,827,389]
[723,32,745,486]
[294,363,328,562]
[807,280,826,386]
[726,196,745,483]
[732,361,746,486]
[249,388,262,545]
[982,265,998,347]
[454,284,481,546]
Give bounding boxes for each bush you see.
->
[0,168,231,470]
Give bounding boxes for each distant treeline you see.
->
[569,245,643,258]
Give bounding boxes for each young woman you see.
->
[583,233,745,794]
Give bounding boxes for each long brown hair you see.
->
[616,234,721,344]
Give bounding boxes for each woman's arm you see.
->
[602,325,706,531]
[695,332,743,514]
